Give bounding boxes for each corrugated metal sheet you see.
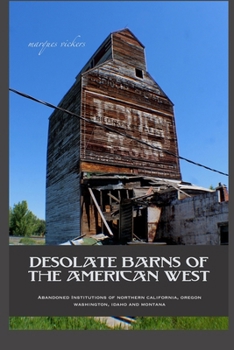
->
[118,200,133,242]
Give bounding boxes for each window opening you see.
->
[135,68,143,78]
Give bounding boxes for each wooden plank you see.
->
[88,188,114,236]
[99,191,104,232]
[80,161,181,180]
[107,192,120,203]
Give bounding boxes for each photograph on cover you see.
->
[9,0,229,331]
[9,1,228,247]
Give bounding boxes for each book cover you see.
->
[4,0,232,348]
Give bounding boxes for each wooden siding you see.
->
[46,80,81,244]
[76,29,145,79]
[80,61,181,180]
[112,30,146,70]
[45,28,182,244]
[46,174,81,244]
[76,35,112,76]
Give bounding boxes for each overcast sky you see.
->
[9,1,228,219]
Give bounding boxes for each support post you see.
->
[88,188,114,237]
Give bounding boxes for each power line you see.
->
[9,87,228,177]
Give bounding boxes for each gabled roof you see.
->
[111,28,145,48]
[75,28,146,79]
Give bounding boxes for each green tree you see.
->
[9,200,39,236]
[34,219,46,236]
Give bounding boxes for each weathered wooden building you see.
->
[45,29,228,245]
[45,28,182,244]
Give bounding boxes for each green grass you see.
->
[19,237,40,245]
[9,317,110,330]
[9,316,228,330]
[131,316,228,330]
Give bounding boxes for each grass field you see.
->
[9,236,45,245]
[9,316,228,330]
